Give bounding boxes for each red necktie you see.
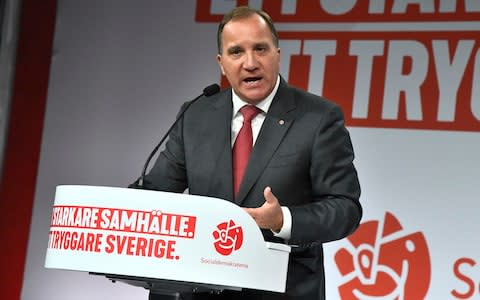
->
[232,105,261,197]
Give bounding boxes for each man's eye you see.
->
[229,48,243,56]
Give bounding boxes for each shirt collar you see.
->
[232,75,280,116]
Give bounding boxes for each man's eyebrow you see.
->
[227,45,243,53]
[254,42,270,48]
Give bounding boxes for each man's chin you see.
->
[238,90,269,104]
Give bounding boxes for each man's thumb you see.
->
[264,186,275,203]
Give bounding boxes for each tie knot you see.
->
[240,105,261,123]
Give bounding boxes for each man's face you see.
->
[217,14,280,104]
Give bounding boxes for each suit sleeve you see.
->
[288,105,362,245]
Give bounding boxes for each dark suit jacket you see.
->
[139,78,362,300]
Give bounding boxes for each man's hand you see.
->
[243,186,284,232]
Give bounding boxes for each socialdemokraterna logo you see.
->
[335,212,431,300]
[212,220,243,256]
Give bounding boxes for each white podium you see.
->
[44,185,290,297]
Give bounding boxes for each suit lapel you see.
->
[206,90,235,201]
[234,81,297,205]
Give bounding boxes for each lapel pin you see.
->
[279,119,285,125]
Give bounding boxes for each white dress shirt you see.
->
[230,76,292,241]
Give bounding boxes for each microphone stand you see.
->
[135,84,220,188]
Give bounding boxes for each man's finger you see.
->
[263,186,277,204]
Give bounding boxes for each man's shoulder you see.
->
[186,87,231,111]
[285,83,339,112]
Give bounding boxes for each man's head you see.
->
[216,6,281,104]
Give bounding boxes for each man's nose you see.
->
[243,52,259,71]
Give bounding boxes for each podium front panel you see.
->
[45,185,290,293]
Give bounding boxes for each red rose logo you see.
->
[335,212,431,299]
[212,220,243,256]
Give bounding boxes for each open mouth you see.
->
[243,77,262,85]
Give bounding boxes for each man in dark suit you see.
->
[138,6,362,300]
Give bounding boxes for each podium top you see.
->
[45,185,290,293]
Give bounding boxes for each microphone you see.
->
[135,83,221,188]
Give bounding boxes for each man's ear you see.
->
[216,54,226,75]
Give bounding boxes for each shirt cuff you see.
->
[272,206,291,240]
